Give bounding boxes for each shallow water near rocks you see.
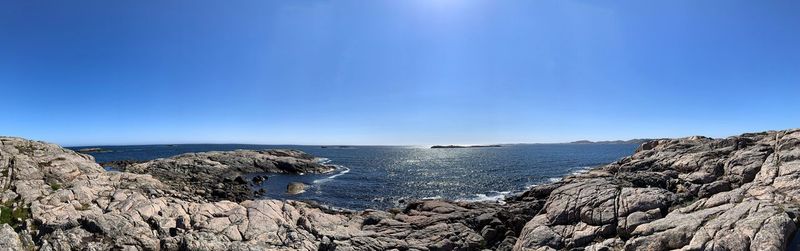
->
[790,233,800,251]
[71,143,636,210]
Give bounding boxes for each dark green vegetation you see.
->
[0,200,30,230]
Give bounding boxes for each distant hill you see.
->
[568,139,653,144]
[431,144,502,149]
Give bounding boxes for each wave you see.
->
[313,165,350,184]
[524,177,562,190]
[569,166,592,175]
[457,191,511,205]
[316,157,332,164]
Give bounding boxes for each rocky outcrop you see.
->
[122,149,336,202]
[514,130,800,251]
[3,128,800,250]
[287,182,305,194]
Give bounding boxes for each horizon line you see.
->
[63,140,653,148]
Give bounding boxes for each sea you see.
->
[68,144,638,210]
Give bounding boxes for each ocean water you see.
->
[69,144,637,210]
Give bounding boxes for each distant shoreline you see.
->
[430,144,502,149]
[76,147,112,153]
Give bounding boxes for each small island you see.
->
[321,146,353,149]
[76,147,111,153]
[430,144,502,149]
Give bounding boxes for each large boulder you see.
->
[287,182,305,194]
[0,224,23,250]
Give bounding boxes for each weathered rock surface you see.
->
[0,224,24,250]
[514,129,800,251]
[98,159,144,170]
[3,128,800,250]
[122,149,336,202]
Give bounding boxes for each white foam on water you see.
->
[313,166,350,184]
[548,177,563,183]
[457,191,511,205]
[326,166,350,179]
[422,196,442,200]
[570,166,592,175]
[316,157,332,164]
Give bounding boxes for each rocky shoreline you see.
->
[119,149,336,202]
[1,129,799,250]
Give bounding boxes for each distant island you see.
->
[568,139,653,144]
[76,147,112,153]
[430,144,502,149]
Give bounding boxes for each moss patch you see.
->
[0,206,11,224]
[0,202,30,229]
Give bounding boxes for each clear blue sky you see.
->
[1,1,799,146]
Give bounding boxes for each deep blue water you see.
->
[68,144,637,210]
